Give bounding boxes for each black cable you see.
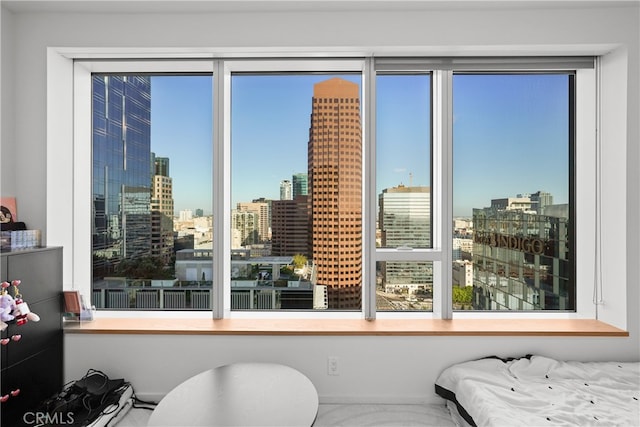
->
[73,370,124,426]
[133,394,158,406]
[132,395,158,410]
[103,398,136,427]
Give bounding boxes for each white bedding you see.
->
[435,355,640,427]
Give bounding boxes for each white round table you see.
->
[147,363,319,426]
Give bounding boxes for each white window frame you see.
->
[372,58,597,321]
[370,66,450,321]
[221,59,367,319]
[49,52,603,322]
[69,59,215,319]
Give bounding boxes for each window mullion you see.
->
[432,69,453,320]
[363,57,377,320]
[212,59,225,319]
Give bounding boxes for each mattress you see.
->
[435,355,640,427]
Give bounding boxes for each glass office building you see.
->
[378,185,432,295]
[471,206,572,310]
[292,173,308,198]
[92,75,152,280]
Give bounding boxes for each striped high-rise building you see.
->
[151,154,174,264]
[237,201,270,243]
[308,77,362,309]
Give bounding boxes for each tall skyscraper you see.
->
[92,75,152,279]
[151,154,174,264]
[292,173,308,197]
[378,185,432,294]
[308,77,362,309]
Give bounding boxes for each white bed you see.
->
[435,355,640,427]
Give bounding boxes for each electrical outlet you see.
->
[327,356,339,376]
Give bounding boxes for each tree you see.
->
[115,256,173,279]
[292,254,307,269]
[452,286,473,306]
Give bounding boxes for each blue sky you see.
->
[453,74,569,215]
[151,73,569,217]
[151,75,213,214]
[230,74,362,206]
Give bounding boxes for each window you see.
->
[91,73,213,310]
[228,62,363,312]
[74,56,594,318]
[452,73,574,311]
[375,73,433,312]
[72,60,215,311]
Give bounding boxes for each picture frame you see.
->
[0,197,18,224]
[63,290,82,315]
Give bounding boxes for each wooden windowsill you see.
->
[63,317,629,337]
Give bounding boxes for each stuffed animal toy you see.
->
[0,292,16,320]
[0,279,40,328]
[0,284,10,331]
[0,292,16,331]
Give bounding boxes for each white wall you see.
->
[1,2,639,404]
[64,333,637,404]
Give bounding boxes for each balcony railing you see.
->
[92,278,319,310]
[93,280,213,310]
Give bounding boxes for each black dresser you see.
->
[0,247,63,426]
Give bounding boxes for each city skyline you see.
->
[92,72,573,311]
[150,72,569,217]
